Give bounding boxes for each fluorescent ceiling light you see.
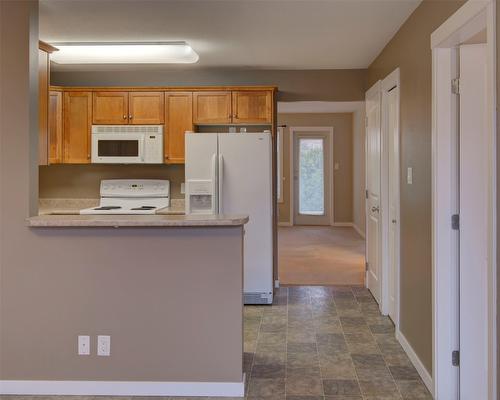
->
[50,42,199,64]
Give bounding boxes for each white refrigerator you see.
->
[185,132,273,305]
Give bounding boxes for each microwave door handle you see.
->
[218,154,223,214]
[140,137,145,162]
[211,153,217,214]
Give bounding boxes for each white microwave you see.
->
[91,125,163,164]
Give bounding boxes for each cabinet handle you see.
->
[123,115,126,119]
[129,115,133,119]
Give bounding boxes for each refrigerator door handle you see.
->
[218,154,224,214]
[211,153,218,214]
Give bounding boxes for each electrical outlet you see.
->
[97,335,111,356]
[78,335,90,355]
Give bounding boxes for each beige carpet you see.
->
[278,226,366,286]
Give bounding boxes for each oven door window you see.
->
[98,140,139,157]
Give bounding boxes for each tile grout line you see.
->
[284,286,288,400]
[335,287,367,400]
[363,292,404,400]
[246,301,265,398]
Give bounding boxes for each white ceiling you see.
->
[40,0,422,71]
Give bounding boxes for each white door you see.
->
[218,133,273,302]
[386,85,400,322]
[458,44,488,399]
[365,82,382,303]
[292,130,332,226]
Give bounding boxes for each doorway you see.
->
[277,114,366,287]
[431,2,496,398]
[292,128,332,226]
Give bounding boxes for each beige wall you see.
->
[52,69,367,102]
[497,3,499,397]
[367,0,465,373]
[1,1,243,385]
[352,109,366,235]
[277,113,353,224]
[40,164,185,199]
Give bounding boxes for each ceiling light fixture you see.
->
[49,41,199,64]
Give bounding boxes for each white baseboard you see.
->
[352,223,366,239]
[332,222,353,227]
[395,330,434,396]
[0,378,245,397]
[278,221,293,227]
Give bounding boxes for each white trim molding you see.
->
[0,379,245,397]
[396,330,434,396]
[431,0,496,399]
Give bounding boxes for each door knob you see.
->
[371,206,379,213]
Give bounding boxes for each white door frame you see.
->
[289,126,334,226]
[380,68,401,328]
[431,1,496,398]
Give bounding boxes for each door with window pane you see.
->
[293,132,331,225]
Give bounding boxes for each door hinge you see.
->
[452,350,460,366]
[451,78,460,95]
[451,214,459,230]
[365,189,369,199]
[365,261,369,271]
[365,116,368,127]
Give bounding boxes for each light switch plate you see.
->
[334,162,340,171]
[97,335,111,356]
[180,182,185,194]
[78,335,90,355]
[407,167,413,185]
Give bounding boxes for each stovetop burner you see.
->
[131,206,157,210]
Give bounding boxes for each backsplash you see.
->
[39,164,185,199]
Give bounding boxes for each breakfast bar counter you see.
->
[27,213,249,227]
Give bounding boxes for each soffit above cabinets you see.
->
[40,0,422,71]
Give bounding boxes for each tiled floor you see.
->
[243,286,432,400]
[1,286,432,400]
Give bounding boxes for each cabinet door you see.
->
[38,49,49,165]
[165,92,193,164]
[48,91,63,164]
[193,91,232,124]
[63,92,92,164]
[93,91,128,124]
[232,90,272,124]
[129,92,164,124]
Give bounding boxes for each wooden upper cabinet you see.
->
[193,91,232,124]
[232,91,272,124]
[129,92,164,124]
[38,49,49,165]
[48,91,63,164]
[93,92,128,124]
[165,92,193,164]
[63,92,92,164]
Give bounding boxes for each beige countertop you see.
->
[27,214,249,227]
[31,198,247,227]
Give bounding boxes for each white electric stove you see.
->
[80,179,170,215]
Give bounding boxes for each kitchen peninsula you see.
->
[18,212,248,397]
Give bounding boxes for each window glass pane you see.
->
[98,140,139,157]
[299,138,324,215]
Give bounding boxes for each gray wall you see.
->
[52,68,367,102]
[367,0,465,373]
[1,0,243,384]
